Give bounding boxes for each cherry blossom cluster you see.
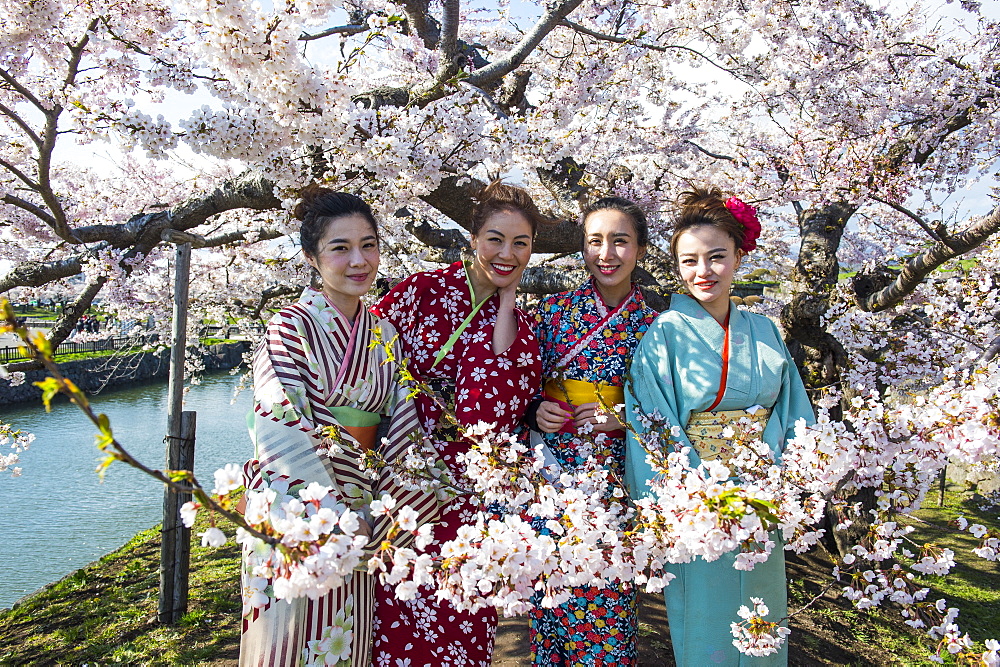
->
[956,517,1000,562]
[0,419,34,477]
[181,474,370,605]
[731,597,791,657]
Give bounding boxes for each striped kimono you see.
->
[240,287,439,667]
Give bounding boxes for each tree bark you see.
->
[780,202,854,391]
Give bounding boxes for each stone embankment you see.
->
[0,342,248,405]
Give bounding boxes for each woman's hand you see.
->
[574,402,625,432]
[536,400,573,433]
[491,267,525,355]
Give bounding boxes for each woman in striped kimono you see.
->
[524,197,658,666]
[625,186,814,667]
[240,187,439,667]
[370,181,544,667]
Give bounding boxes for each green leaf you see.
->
[30,331,52,358]
[34,377,61,412]
[97,413,112,437]
[96,453,119,479]
[167,469,193,483]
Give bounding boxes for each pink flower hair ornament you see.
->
[725,197,761,252]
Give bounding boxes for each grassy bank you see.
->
[0,516,241,665]
[1,486,997,665]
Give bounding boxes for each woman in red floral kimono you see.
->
[240,187,439,667]
[524,197,658,665]
[371,181,545,667]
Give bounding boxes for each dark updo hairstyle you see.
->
[470,180,546,236]
[669,185,744,260]
[581,196,649,248]
[294,184,380,258]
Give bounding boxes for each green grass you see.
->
[200,338,240,346]
[12,306,59,320]
[6,338,231,363]
[0,516,241,665]
[907,485,1000,656]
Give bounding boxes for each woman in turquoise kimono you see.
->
[625,186,814,666]
[524,197,658,665]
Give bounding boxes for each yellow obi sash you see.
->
[543,378,626,436]
[543,378,625,409]
[685,407,772,464]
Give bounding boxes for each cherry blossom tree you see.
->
[3,0,1000,660]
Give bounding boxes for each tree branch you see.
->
[853,204,1000,312]
[1,193,55,226]
[0,256,87,293]
[519,265,584,294]
[960,333,1000,372]
[416,173,583,254]
[536,157,588,220]
[1,171,282,298]
[458,81,508,119]
[437,0,460,75]
[0,155,41,191]
[201,227,284,248]
[465,0,585,88]
[683,139,751,168]
[560,18,744,77]
[299,24,367,41]
[247,284,304,321]
[30,19,100,245]
[400,212,469,249]
[399,0,440,48]
[869,195,952,247]
[0,66,47,114]
[0,99,43,147]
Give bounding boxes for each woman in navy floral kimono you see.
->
[524,197,658,666]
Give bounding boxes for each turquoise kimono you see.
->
[624,294,814,667]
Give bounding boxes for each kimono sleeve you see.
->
[760,319,815,459]
[371,325,444,547]
[624,317,689,500]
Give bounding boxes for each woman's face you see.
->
[305,213,380,314]
[469,209,533,290]
[583,208,645,298]
[675,224,742,309]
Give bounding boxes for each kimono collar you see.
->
[586,276,642,318]
[299,286,360,325]
[671,293,741,328]
[299,286,370,388]
[429,260,492,369]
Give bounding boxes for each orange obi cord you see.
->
[340,424,379,452]
[705,308,732,412]
[542,378,626,437]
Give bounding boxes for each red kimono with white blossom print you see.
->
[371,261,542,667]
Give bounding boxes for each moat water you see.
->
[0,371,252,609]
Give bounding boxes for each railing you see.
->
[0,335,157,364]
